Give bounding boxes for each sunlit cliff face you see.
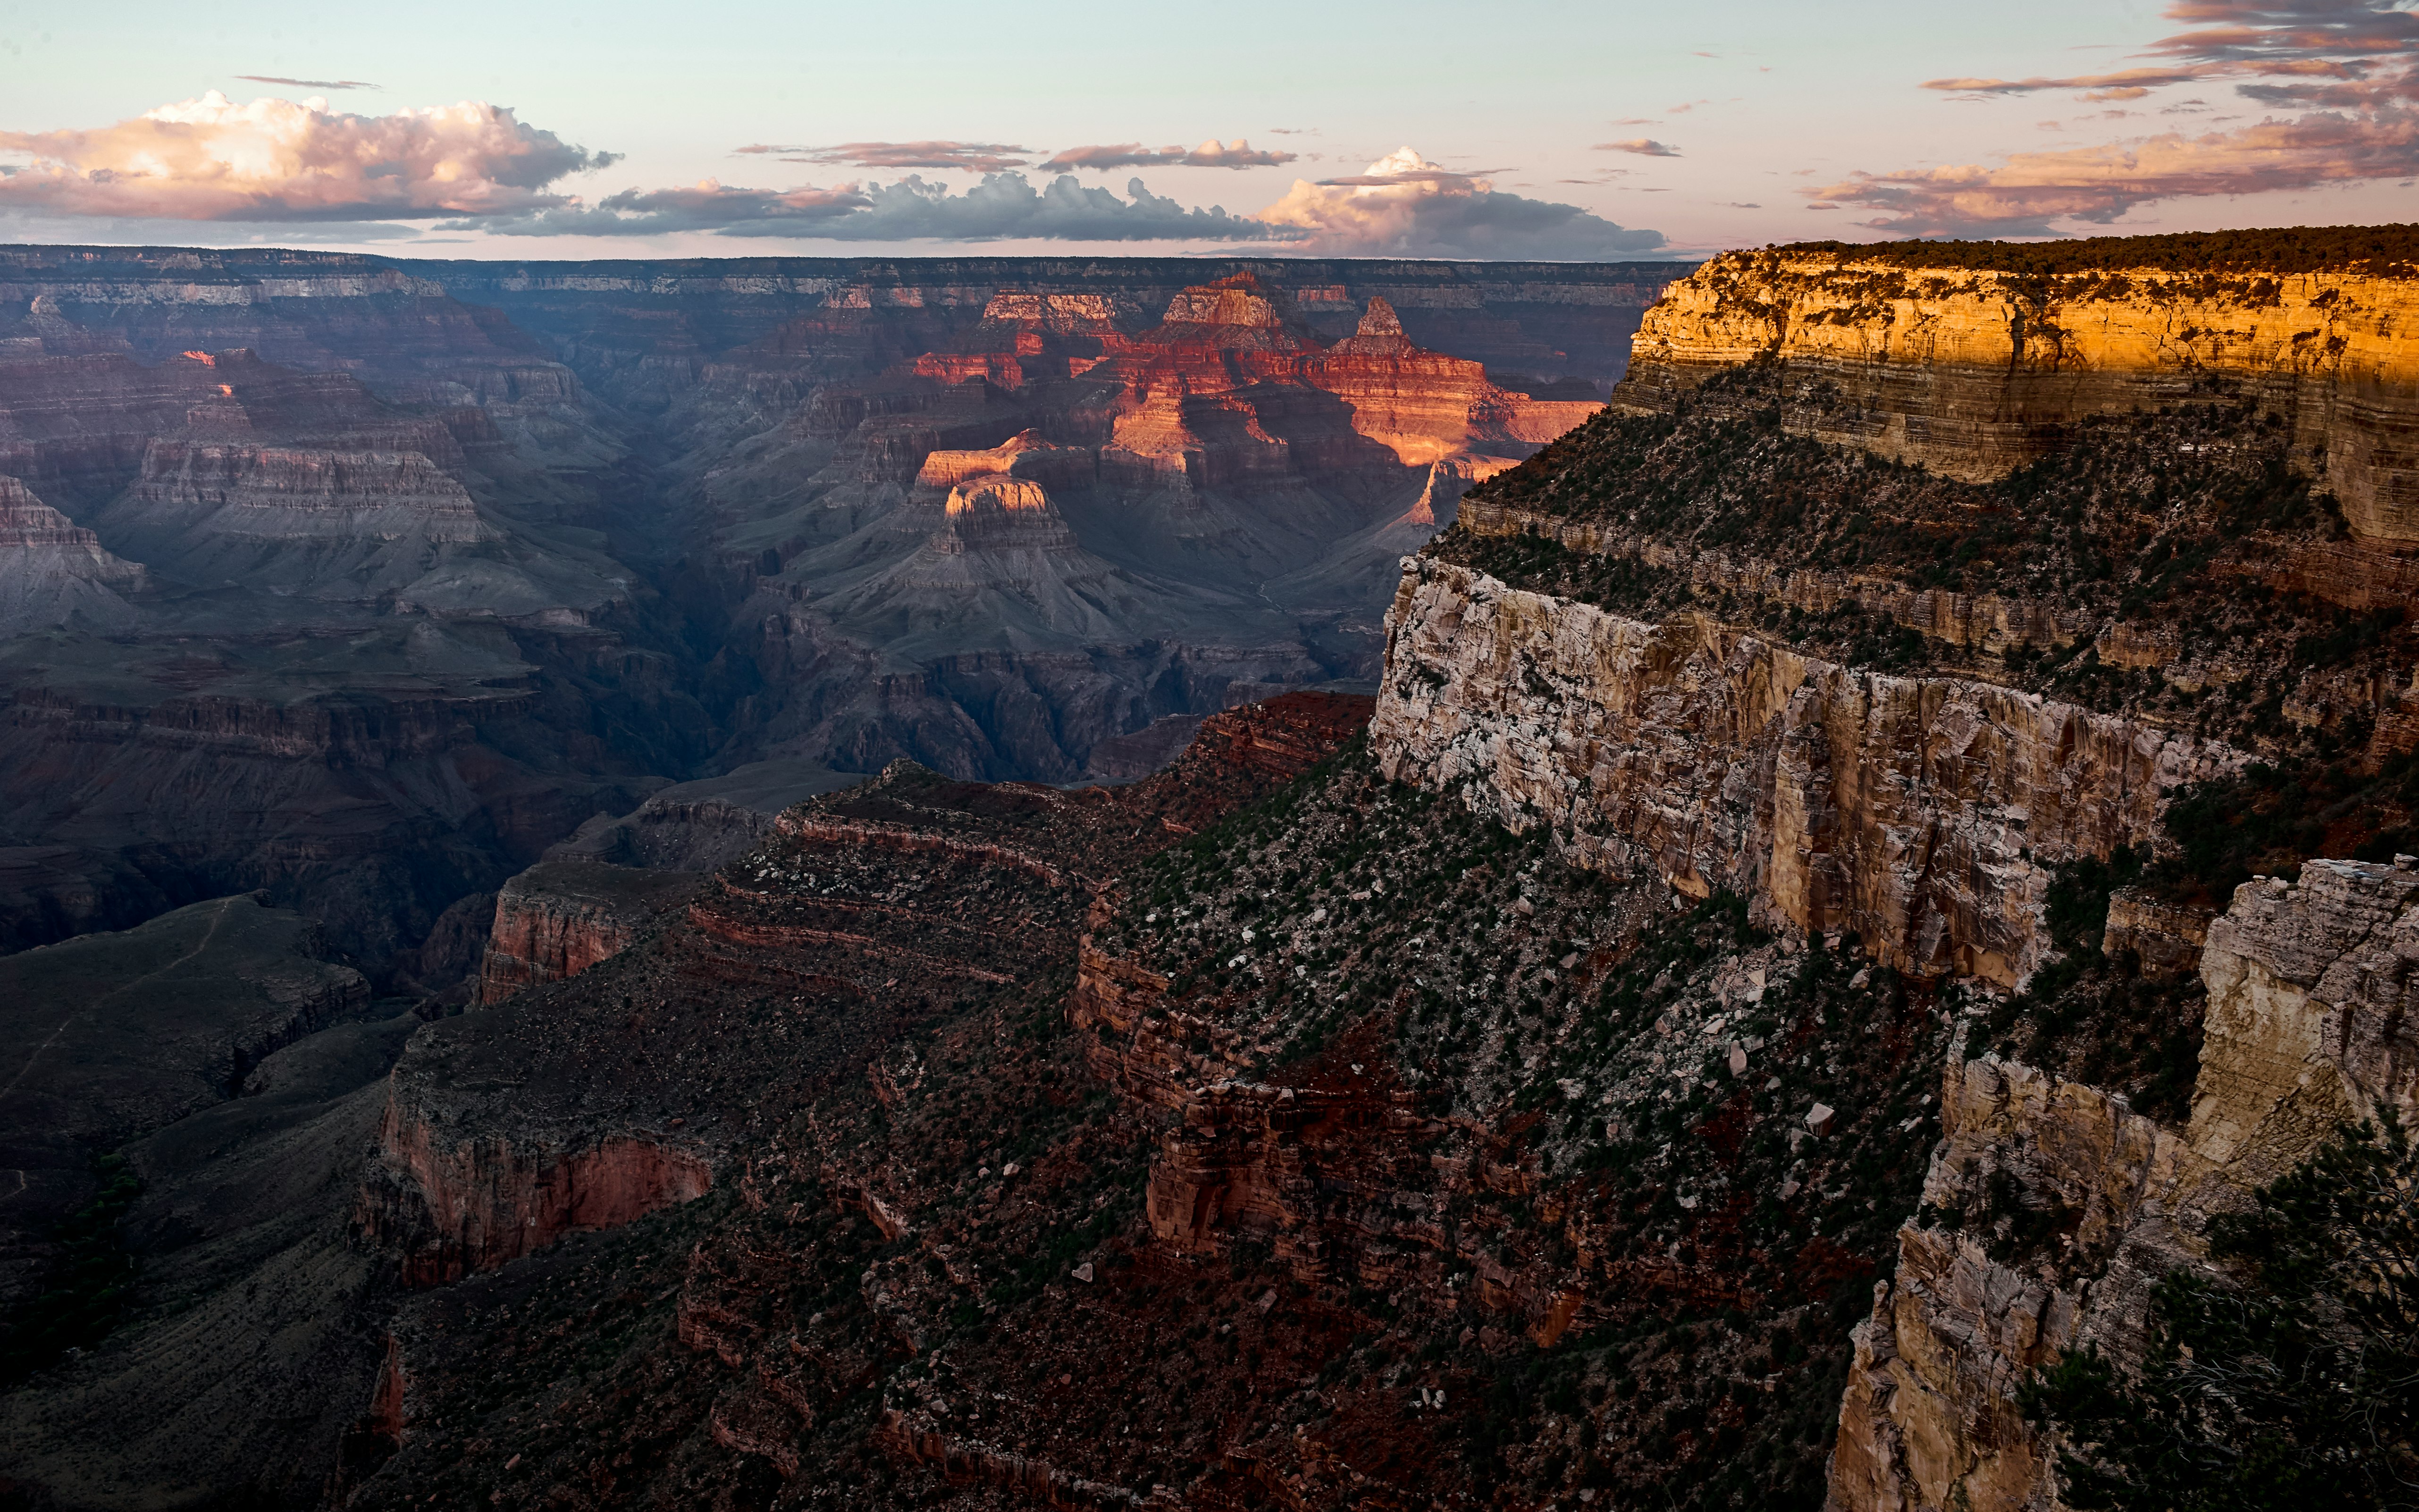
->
[943,477,1051,517]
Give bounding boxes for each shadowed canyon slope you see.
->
[10,228,2419,1512]
[0,248,1681,974]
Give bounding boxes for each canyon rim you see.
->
[0,220,2414,1512]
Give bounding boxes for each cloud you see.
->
[0,91,615,220]
[735,141,1033,171]
[1596,138,1681,156]
[1042,138,1295,171]
[1254,146,1663,258]
[461,171,1285,242]
[234,75,379,90]
[1923,67,2210,96]
[1836,0,2419,234]
[1811,108,2419,235]
[1920,1,2419,108]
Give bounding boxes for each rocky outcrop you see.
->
[1828,1055,2213,1512]
[0,473,144,634]
[477,857,702,1005]
[113,440,494,542]
[1310,295,1598,466]
[2099,888,2214,976]
[877,1411,1172,1510]
[474,761,875,1003]
[1619,250,2419,544]
[361,1103,712,1285]
[1829,856,2419,1512]
[2190,857,2419,1180]
[357,697,1364,1315]
[1457,497,2093,660]
[1371,558,2238,986]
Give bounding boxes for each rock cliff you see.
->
[25,232,2419,1512]
[1829,857,2419,1512]
[474,758,868,1004]
[0,473,143,634]
[475,858,702,1005]
[1618,248,2419,544]
[1370,558,2236,987]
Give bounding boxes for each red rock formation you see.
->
[1310,296,1600,466]
[357,693,1372,1310]
[361,1103,712,1285]
[477,858,701,1004]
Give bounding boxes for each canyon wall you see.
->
[1369,558,2237,987]
[1394,241,2419,1511]
[415,255,1694,409]
[476,858,702,1005]
[1368,546,2419,1512]
[360,1108,712,1285]
[1618,250,2419,544]
[1830,857,2419,1512]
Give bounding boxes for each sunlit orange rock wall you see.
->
[1620,252,2419,544]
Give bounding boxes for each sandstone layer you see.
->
[1370,558,2238,987]
[1617,250,2419,544]
[1829,856,2419,1512]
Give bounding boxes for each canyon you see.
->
[0,248,1678,982]
[4,227,2416,1512]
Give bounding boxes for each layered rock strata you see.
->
[476,759,870,1003]
[0,473,143,634]
[1618,250,2419,544]
[355,695,1368,1306]
[476,858,702,1005]
[1829,857,2419,1512]
[1371,558,2238,987]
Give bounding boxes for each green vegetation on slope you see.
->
[1104,740,1958,1509]
[1440,369,2388,747]
[2022,1116,2419,1511]
[1435,364,2419,911]
[1778,224,2419,277]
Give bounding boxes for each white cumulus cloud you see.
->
[1254,147,1664,258]
[0,91,617,221]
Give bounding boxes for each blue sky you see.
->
[0,0,2411,257]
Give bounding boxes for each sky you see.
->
[0,0,2413,260]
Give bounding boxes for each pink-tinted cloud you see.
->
[0,91,614,221]
[1837,0,2419,233]
[1040,139,1295,170]
[736,141,1033,171]
[1923,67,2212,96]
[1256,146,1663,257]
[1921,1,2419,106]
[1596,138,1682,156]
[1813,108,2419,235]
